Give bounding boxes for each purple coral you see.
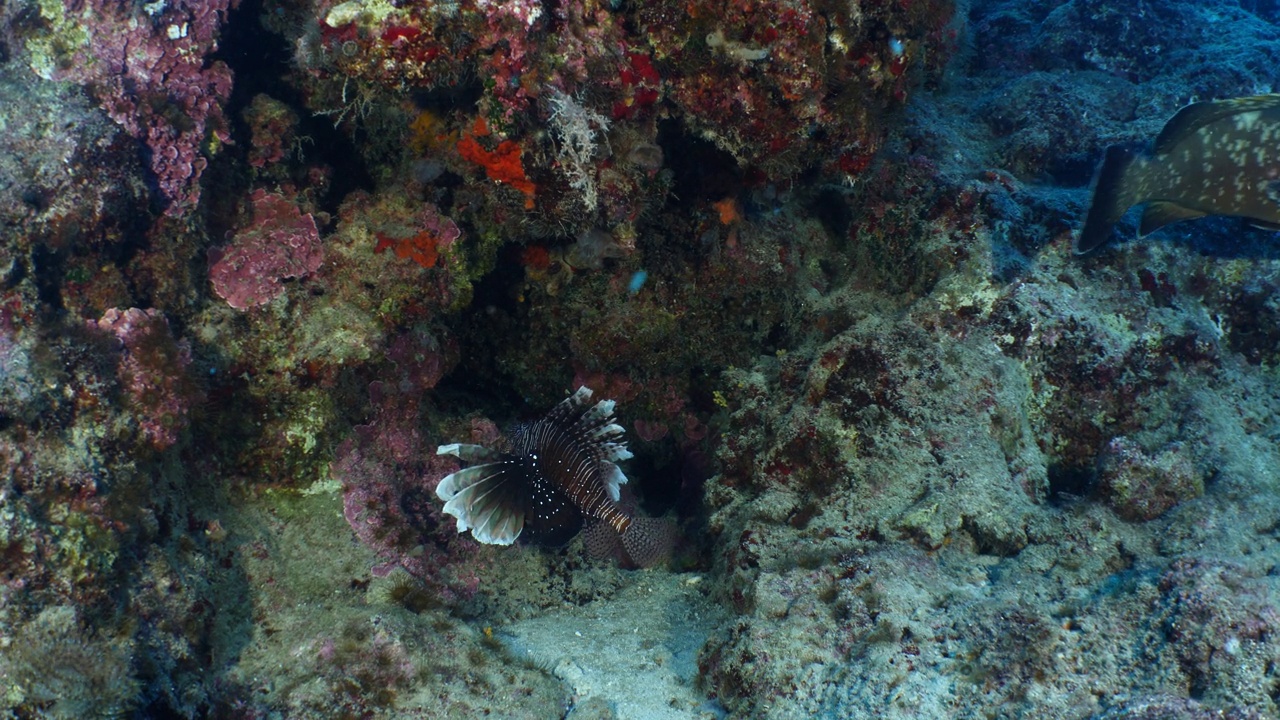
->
[89,308,194,450]
[49,0,238,215]
[209,190,324,310]
[418,203,462,253]
[333,362,481,601]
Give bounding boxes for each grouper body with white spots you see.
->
[1079,94,1280,253]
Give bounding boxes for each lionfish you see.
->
[435,387,671,567]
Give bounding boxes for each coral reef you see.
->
[24,0,238,215]
[1096,437,1204,521]
[0,63,147,251]
[332,365,488,601]
[89,307,196,450]
[4,0,1280,716]
[242,93,301,171]
[1,606,139,719]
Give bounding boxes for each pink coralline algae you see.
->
[46,0,239,215]
[473,0,544,121]
[210,190,324,310]
[385,330,449,393]
[89,308,194,450]
[333,375,482,601]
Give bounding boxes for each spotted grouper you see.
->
[1079,94,1280,253]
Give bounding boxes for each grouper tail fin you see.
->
[1078,145,1142,254]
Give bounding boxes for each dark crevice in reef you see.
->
[1047,464,1097,507]
[657,118,744,208]
[212,0,374,219]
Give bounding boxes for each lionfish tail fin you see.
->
[619,517,676,568]
[435,450,525,545]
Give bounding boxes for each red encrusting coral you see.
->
[375,231,439,268]
[381,25,421,45]
[371,202,461,269]
[613,51,663,120]
[520,245,553,271]
[457,120,536,209]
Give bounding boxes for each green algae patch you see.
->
[221,487,566,717]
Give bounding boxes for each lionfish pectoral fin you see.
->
[603,463,628,503]
[438,443,507,463]
[600,441,632,465]
[436,462,525,545]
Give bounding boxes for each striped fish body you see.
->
[436,387,653,555]
[505,391,635,543]
[1078,94,1280,253]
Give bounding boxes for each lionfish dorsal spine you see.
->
[546,387,634,510]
